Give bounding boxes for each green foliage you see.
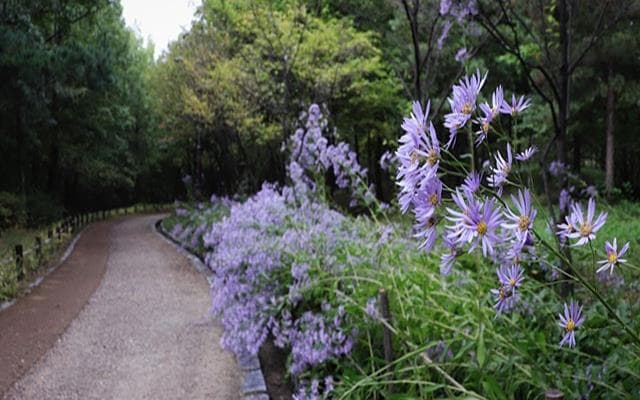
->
[151,0,404,197]
[0,192,26,229]
[25,192,65,228]
[0,0,164,222]
[301,215,640,399]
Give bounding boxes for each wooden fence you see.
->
[0,204,167,287]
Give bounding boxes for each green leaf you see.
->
[477,323,486,368]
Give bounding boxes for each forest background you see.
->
[1,0,638,228]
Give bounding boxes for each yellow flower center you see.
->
[410,150,420,165]
[477,221,488,235]
[461,103,473,114]
[426,149,439,166]
[567,223,574,233]
[429,193,439,206]
[579,223,592,237]
[498,287,512,300]
[482,122,490,134]
[518,215,530,231]
[608,252,618,264]
[426,217,437,228]
[566,319,575,332]
[508,278,517,287]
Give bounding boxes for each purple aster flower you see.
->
[559,188,571,212]
[365,297,379,319]
[448,196,503,257]
[445,188,481,243]
[444,0,478,21]
[414,176,443,223]
[565,198,607,246]
[414,213,439,252]
[379,150,395,171]
[503,189,537,243]
[489,85,505,116]
[556,210,578,241]
[396,101,437,213]
[548,160,568,177]
[559,301,585,348]
[455,47,470,63]
[474,86,504,145]
[583,185,598,198]
[437,20,452,49]
[491,264,524,314]
[491,285,517,314]
[487,143,513,194]
[500,93,531,116]
[401,100,429,137]
[515,146,538,161]
[411,174,442,253]
[444,70,488,148]
[474,109,493,147]
[497,264,525,291]
[461,171,482,194]
[597,238,629,275]
[440,236,458,276]
[470,198,504,256]
[440,0,452,14]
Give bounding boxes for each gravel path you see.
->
[3,215,241,399]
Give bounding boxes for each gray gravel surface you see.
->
[4,215,241,400]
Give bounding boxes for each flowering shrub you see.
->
[166,74,640,399]
[393,67,640,355]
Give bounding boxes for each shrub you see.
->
[0,192,26,229]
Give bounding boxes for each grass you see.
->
[169,195,640,399]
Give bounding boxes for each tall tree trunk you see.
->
[557,0,570,166]
[572,133,581,173]
[401,0,422,103]
[16,103,25,199]
[605,62,615,196]
[558,0,573,297]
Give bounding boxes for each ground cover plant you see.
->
[166,91,640,398]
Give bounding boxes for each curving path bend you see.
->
[0,215,240,399]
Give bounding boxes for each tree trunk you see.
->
[401,0,422,103]
[557,0,570,167]
[558,0,573,298]
[605,63,615,196]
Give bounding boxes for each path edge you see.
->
[153,218,270,400]
[0,227,87,313]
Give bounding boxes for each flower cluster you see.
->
[196,112,399,396]
[557,198,607,246]
[394,69,631,349]
[288,104,375,208]
[443,70,531,149]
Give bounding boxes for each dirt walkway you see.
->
[1,215,240,399]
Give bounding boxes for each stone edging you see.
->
[153,218,270,400]
[0,227,86,313]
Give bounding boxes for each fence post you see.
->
[545,390,564,400]
[15,244,24,280]
[35,236,42,263]
[378,288,394,392]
